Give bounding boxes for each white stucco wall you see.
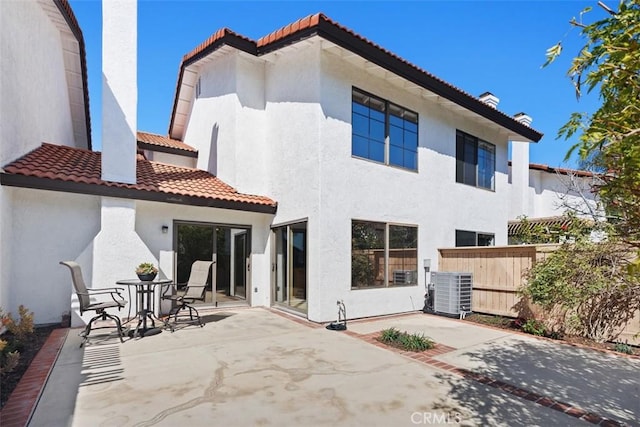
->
[313,48,511,321]
[135,200,273,308]
[4,186,273,325]
[0,187,13,312]
[101,0,137,184]
[0,0,76,166]
[8,189,100,325]
[183,53,238,183]
[527,170,599,219]
[179,39,520,322]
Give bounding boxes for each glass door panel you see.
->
[272,222,307,314]
[233,231,248,298]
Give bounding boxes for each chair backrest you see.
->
[60,261,90,313]
[185,261,213,301]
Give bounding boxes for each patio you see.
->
[19,309,640,426]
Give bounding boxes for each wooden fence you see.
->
[438,244,639,345]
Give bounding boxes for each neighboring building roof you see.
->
[137,131,198,158]
[0,144,276,214]
[169,13,543,143]
[508,161,596,178]
[46,0,92,149]
[528,162,595,178]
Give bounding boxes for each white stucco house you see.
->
[1,1,595,326]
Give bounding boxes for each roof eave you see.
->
[137,141,198,158]
[168,33,258,138]
[53,0,92,150]
[168,15,543,142]
[0,172,277,215]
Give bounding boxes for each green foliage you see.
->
[379,328,434,352]
[0,349,20,375]
[4,306,34,341]
[522,222,640,342]
[380,327,401,342]
[522,319,546,336]
[614,342,634,354]
[545,1,640,247]
[0,306,32,376]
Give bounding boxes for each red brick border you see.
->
[347,329,627,427]
[0,328,68,427]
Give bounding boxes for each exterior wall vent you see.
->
[430,272,473,316]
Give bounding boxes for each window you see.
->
[456,130,495,190]
[352,88,418,170]
[455,230,495,247]
[352,220,418,288]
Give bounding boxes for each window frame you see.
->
[455,229,495,247]
[456,130,496,191]
[351,219,419,289]
[351,87,419,172]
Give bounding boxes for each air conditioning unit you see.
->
[430,272,473,317]
[393,270,417,285]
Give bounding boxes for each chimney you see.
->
[510,113,533,219]
[514,112,532,127]
[479,92,499,109]
[101,0,137,184]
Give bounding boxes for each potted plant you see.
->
[136,262,158,281]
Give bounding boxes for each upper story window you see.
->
[456,130,495,190]
[455,230,495,247]
[352,88,418,170]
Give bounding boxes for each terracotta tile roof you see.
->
[528,162,595,178]
[2,144,276,211]
[170,13,542,143]
[137,131,197,153]
[508,161,595,178]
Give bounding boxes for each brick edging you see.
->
[0,328,68,427]
[348,330,628,427]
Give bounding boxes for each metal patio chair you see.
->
[162,260,213,330]
[60,261,127,346]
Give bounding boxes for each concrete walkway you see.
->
[27,309,639,426]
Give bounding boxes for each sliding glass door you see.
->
[272,222,307,314]
[175,222,250,306]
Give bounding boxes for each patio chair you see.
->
[60,261,127,347]
[162,260,213,330]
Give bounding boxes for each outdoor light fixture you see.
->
[161,225,169,234]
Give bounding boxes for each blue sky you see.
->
[69,0,605,167]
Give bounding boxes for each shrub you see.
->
[614,342,634,355]
[522,319,546,336]
[521,216,640,343]
[6,305,34,340]
[379,328,434,352]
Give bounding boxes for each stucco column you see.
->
[101,0,137,184]
[511,113,533,219]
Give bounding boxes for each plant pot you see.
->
[137,273,157,282]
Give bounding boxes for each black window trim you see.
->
[456,129,496,191]
[351,87,419,172]
[351,219,419,289]
[455,229,496,247]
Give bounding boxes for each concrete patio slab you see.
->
[27,308,591,426]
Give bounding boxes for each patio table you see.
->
[116,279,172,338]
